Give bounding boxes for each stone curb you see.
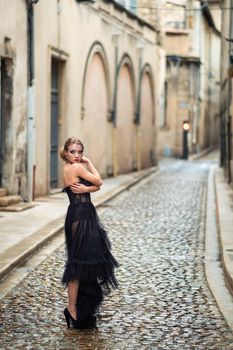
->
[214,167,233,295]
[0,218,64,281]
[205,165,233,330]
[0,167,156,281]
[189,146,216,161]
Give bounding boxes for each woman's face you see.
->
[66,143,83,164]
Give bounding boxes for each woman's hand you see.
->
[70,183,88,194]
[71,158,102,187]
[69,182,101,194]
[81,156,90,164]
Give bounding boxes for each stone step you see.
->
[0,188,7,197]
[0,195,21,207]
[0,201,36,212]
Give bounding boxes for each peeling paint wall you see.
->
[0,0,27,197]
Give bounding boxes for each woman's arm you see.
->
[72,159,102,186]
[69,183,100,194]
[81,157,102,185]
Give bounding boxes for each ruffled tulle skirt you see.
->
[62,201,118,323]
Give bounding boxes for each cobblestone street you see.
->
[0,159,233,349]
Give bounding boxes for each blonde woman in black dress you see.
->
[60,137,118,329]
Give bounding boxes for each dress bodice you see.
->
[63,178,91,203]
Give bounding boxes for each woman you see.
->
[60,137,118,329]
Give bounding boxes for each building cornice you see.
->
[103,0,157,33]
[167,54,201,64]
[165,29,190,35]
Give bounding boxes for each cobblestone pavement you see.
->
[1,160,233,349]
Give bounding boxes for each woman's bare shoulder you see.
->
[69,163,87,173]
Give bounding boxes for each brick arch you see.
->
[116,55,137,173]
[136,63,155,125]
[81,41,111,120]
[114,53,136,125]
[138,64,156,168]
[81,45,111,176]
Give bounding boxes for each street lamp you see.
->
[183,121,190,131]
[182,121,190,159]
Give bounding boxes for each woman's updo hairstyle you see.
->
[59,137,84,162]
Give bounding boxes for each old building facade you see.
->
[2,0,223,200]
[0,0,28,198]
[0,0,160,199]
[34,0,158,196]
[137,0,221,158]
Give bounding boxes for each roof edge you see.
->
[102,0,157,32]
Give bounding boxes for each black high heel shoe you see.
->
[64,308,79,329]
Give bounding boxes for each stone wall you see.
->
[0,0,27,197]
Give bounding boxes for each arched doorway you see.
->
[140,68,155,168]
[82,50,110,176]
[116,59,136,173]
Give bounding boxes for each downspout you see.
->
[207,28,211,148]
[227,0,233,183]
[219,2,225,167]
[112,45,119,177]
[135,57,142,171]
[26,0,39,201]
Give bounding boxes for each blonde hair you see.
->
[59,137,84,162]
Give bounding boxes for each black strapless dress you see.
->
[62,178,118,325]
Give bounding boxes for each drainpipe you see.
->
[135,56,142,171]
[26,0,39,201]
[112,45,118,177]
[219,3,225,168]
[111,25,123,176]
[207,29,211,148]
[227,0,233,183]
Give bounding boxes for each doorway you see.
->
[50,59,60,189]
[0,59,3,186]
[0,58,13,187]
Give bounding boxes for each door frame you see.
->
[50,58,59,189]
[47,47,68,193]
[0,56,14,189]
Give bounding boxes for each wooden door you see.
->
[50,59,59,189]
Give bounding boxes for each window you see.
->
[165,2,186,29]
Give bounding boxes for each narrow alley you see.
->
[0,158,232,349]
